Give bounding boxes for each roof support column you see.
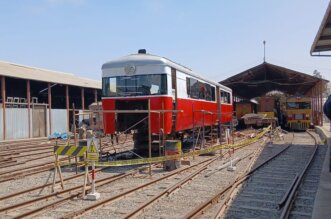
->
[320,81,323,126]
[66,85,70,132]
[1,76,6,140]
[81,87,85,110]
[310,88,315,124]
[48,83,52,135]
[316,84,321,125]
[27,80,31,138]
[313,86,317,125]
[94,89,98,103]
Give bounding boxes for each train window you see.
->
[198,82,206,99]
[204,84,215,101]
[186,77,191,97]
[211,86,215,101]
[221,91,231,104]
[287,102,311,109]
[102,74,167,97]
[189,78,199,99]
[102,78,109,96]
[186,78,215,101]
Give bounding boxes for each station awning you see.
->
[311,2,331,55]
[220,62,327,99]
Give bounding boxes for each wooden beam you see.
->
[27,80,31,138]
[1,76,5,140]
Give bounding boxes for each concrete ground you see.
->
[312,122,331,219]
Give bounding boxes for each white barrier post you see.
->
[86,138,100,200]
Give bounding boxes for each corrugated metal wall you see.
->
[51,109,68,133]
[0,108,68,140]
[46,109,50,136]
[6,108,29,139]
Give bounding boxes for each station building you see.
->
[0,60,101,140]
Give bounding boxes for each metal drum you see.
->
[164,140,181,171]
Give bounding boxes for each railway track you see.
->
[0,137,135,183]
[2,128,303,219]
[179,131,324,219]
[15,132,269,219]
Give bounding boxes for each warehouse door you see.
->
[32,105,46,137]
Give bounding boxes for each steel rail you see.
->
[0,142,54,151]
[210,132,318,219]
[0,150,54,160]
[124,144,260,218]
[183,142,292,219]
[60,136,265,219]
[279,131,319,219]
[0,157,68,177]
[0,172,133,214]
[123,153,230,218]
[0,147,54,156]
[59,157,219,219]
[10,164,168,219]
[0,166,110,201]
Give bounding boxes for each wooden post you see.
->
[48,83,52,135]
[81,87,85,110]
[27,80,31,138]
[66,85,70,132]
[1,76,6,140]
[73,103,77,146]
[148,99,152,176]
[57,155,65,189]
[51,155,58,193]
[51,154,65,192]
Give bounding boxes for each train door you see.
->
[216,86,220,123]
[171,68,177,131]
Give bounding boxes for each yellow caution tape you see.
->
[92,125,271,167]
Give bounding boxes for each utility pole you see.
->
[263,40,266,63]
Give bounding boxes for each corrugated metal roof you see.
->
[0,60,101,89]
[221,62,327,99]
[311,1,331,54]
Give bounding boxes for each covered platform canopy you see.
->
[220,62,326,99]
[311,1,331,55]
[220,62,327,126]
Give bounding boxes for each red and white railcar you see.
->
[102,50,232,145]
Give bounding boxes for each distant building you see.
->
[0,60,101,140]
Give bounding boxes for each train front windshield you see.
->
[102,74,167,97]
[286,102,311,110]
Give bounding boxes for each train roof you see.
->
[102,51,232,92]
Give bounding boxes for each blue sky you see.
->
[0,0,330,82]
